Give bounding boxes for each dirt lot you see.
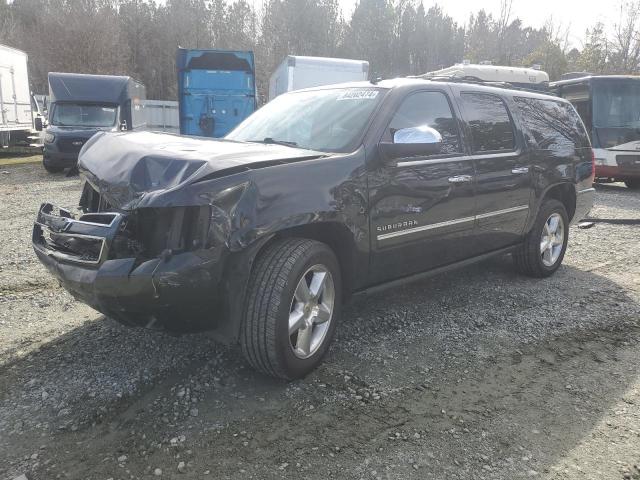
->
[1,163,639,480]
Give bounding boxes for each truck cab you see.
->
[42,73,146,173]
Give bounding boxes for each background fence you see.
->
[141,99,179,133]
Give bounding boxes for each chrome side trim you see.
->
[397,155,473,167]
[475,204,529,219]
[377,215,475,240]
[395,150,521,168]
[376,204,530,241]
[472,150,521,160]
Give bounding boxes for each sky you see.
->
[337,0,620,48]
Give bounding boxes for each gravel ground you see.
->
[1,163,639,480]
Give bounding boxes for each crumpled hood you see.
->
[78,131,327,208]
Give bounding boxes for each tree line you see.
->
[1,0,640,101]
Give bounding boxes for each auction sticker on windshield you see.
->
[337,89,379,100]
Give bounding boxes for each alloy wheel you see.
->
[288,265,335,359]
[540,213,565,267]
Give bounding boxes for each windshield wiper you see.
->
[249,137,298,147]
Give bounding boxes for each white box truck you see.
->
[0,45,44,148]
[0,44,42,148]
[268,56,369,101]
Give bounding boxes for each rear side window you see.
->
[514,97,590,152]
[460,93,516,153]
[387,91,462,155]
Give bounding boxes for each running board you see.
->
[354,245,519,297]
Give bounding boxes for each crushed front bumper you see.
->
[32,203,224,331]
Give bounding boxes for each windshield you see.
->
[226,87,386,152]
[593,80,640,148]
[51,103,118,127]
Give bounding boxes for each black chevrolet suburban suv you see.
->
[32,78,595,379]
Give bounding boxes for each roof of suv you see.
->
[293,77,568,103]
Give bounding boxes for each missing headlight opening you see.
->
[78,181,213,261]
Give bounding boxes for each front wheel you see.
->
[240,238,341,379]
[43,159,63,174]
[514,199,569,278]
[624,179,640,190]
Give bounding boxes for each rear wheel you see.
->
[624,179,640,190]
[240,238,341,379]
[514,199,569,278]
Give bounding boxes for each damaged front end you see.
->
[32,131,330,336]
[33,195,226,333]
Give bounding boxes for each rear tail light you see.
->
[591,149,596,180]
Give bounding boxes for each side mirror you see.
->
[379,126,443,162]
[120,120,128,131]
[34,117,43,131]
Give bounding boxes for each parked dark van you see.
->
[33,78,594,379]
[41,72,146,173]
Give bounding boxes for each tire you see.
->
[624,179,640,190]
[514,199,569,278]
[43,159,63,174]
[241,238,341,380]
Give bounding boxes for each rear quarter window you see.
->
[514,97,590,154]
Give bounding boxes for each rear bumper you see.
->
[572,187,595,224]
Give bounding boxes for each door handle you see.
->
[511,167,529,174]
[448,175,473,184]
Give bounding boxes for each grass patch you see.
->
[0,155,42,166]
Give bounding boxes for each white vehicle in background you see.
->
[420,62,550,91]
[551,75,640,190]
[0,44,44,148]
[268,56,369,101]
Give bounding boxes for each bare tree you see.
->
[3,0,639,97]
[495,0,513,60]
[612,0,640,72]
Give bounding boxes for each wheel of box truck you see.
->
[241,238,341,379]
[514,199,569,278]
[624,179,640,190]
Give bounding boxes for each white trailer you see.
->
[0,44,38,147]
[269,56,369,101]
